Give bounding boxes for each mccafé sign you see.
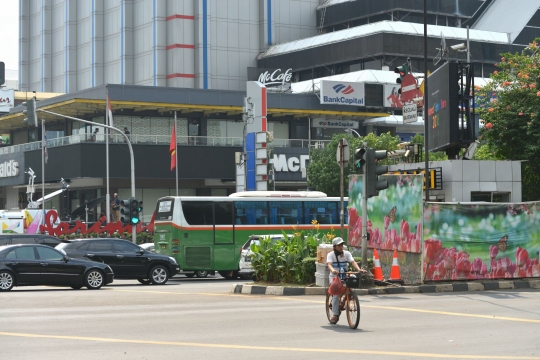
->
[258,68,293,86]
[0,160,19,178]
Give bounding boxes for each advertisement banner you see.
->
[0,89,14,113]
[320,81,365,106]
[384,84,403,108]
[423,202,540,281]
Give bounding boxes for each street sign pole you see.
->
[361,143,368,266]
[336,138,349,239]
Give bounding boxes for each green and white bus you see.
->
[153,191,348,279]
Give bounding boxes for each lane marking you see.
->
[0,331,538,359]
[112,288,540,323]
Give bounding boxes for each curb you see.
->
[231,279,540,296]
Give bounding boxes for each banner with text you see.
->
[320,81,365,106]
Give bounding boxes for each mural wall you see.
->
[424,203,540,280]
[348,174,424,284]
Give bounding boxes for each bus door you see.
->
[213,202,236,269]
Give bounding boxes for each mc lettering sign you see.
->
[392,167,442,190]
[0,160,19,178]
[269,148,310,182]
[320,80,365,106]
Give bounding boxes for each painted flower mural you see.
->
[423,203,540,280]
[348,174,423,253]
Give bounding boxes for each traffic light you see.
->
[120,199,131,226]
[366,149,389,198]
[394,63,409,84]
[130,198,141,225]
[0,61,5,85]
[354,147,367,173]
[22,97,38,127]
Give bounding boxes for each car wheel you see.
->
[218,270,239,280]
[0,271,14,291]
[240,273,254,280]
[185,273,195,278]
[137,278,152,285]
[195,271,208,278]
[85,269,104,290]
[150,265,169,285]
[70,285,83,290]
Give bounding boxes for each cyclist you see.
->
[327,237,364,324]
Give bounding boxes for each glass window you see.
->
[268,122,289,139]
[41,237,61,247]
[8,247,37,260]
[304,201,338,224]
[182,201,213,225]
[36,247,64,261]
[13,237,37,245]
[214,203,233,225]
[0,237,9,246]
[269,201,303,225]
[88,240,113,252]
[235,201,268,225]
[113,240,140,253]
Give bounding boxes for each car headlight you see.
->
[168,257,177,264]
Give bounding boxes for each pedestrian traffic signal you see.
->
[394,64,409,84]
[22,97,38,127]
[366,149,389,198]
[354,147,367,173]
[120,199,131,226]
[130,198,141,225]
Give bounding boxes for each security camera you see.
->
[451,43,466,51]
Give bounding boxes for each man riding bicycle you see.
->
[327,237,364,324]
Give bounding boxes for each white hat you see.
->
[332,237,345,246]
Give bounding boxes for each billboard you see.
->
[427,62,459,152]
[383,84,403,108]
[320,81,365,106]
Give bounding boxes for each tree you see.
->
[307,132,400,196]
[476,38,540,200]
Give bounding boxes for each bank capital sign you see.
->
[320,80,365,106]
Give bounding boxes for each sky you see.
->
[1,0,19,74]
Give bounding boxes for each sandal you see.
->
[330,315,339,324]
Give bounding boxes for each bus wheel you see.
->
[195,271,208,278]
[185,273,195,278]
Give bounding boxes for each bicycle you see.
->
[325,272,361,329]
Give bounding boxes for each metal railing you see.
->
[1,134,332,154]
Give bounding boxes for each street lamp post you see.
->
[37,109,138,244]
[345,128,361,137]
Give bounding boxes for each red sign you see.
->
[40,211,154,237]
[400,74,418,104]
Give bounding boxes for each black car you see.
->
[0,244,114,291]
[56,239,180,285]
[0,234,63,247]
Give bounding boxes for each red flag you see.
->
[169,122,177,171]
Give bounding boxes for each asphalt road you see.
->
[2,276,540,360]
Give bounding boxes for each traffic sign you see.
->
[403,103,418,123]
[400,74,418,104]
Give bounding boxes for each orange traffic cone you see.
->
[388,250,404,284]
[372,249,384,281]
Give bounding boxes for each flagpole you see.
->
[41,118,45,230]
[105,86,111,224]
[174,111,178,196]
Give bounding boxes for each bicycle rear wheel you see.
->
[346,291,360,329]
[325,292,333,322]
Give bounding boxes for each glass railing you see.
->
[2,134,331,153]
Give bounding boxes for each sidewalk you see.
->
[232,279,540,296]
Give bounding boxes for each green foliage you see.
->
[410,134,448,161]
[307,132,401,196]
[472,143,502,160]
[522,163,540,201]
[250,222,337,283]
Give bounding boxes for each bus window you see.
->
[214,202,233,225]
[269,201,303,225]
[182,201,213,225]
[156,198,174,221]
[235,201,268,225]
[304,201,338,224]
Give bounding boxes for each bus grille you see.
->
[185,247,211,268]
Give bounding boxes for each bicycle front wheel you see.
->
[346,291,360,329]
[325,292,333,323]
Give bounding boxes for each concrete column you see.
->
[93,0,104,87]
[193,0,209,89]
[122,0,134,84]
[41,0,52,92]
[19,0,30,91]
[155,0,167,87]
